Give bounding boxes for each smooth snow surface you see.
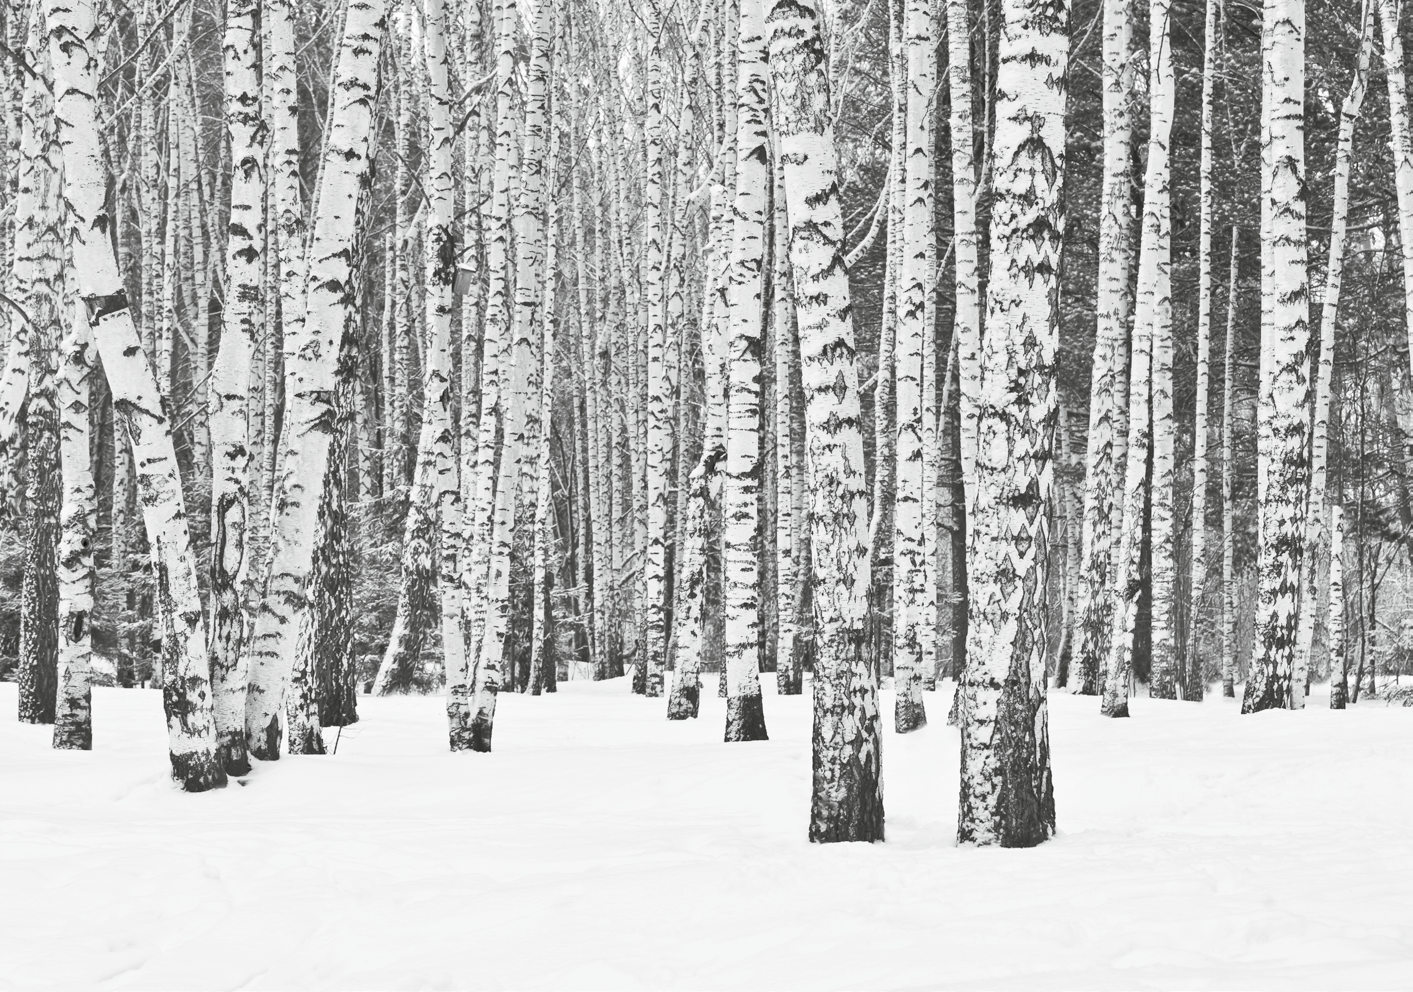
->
[2,679,1411,990]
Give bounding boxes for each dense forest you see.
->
[0,0,1405,847]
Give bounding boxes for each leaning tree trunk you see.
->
[244,0,388,759]
[891,0,934,733]
[43,0,224,790]
[722,0,770,744]
[767,0,884,843]
[1242,0,1308,715]
[207,0,265,775]
[956,0,1064,847]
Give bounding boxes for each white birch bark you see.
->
[1380,0,1413,392]
[208,0,264,776]
[1072,0,1134,697]
[244,0,389,758]
[1221,227,1239,698]
[722,0,769,742]
[1242,0,1308,714]
[1328,505,1347,709]
[1144,0,1178,701]
[51,293,95,750]
[891,0,934,732]
[957,0,1064,846]
[1187,0,1219,702]
[43,0,224,790]
[945,0,980,491]
[1294,1,1372,708]
[767,0,883,842]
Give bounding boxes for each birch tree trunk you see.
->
[1379,0,1413,393]
[772,138,802,697]
[1072,0,1134,698]
[767,0,883,842]
[722,0,769,743]
[1221,227,1239,698]
[1328,505,1347,709]
[1187,0,1219,702]
[52,294,95,750]
[43,0,225,790]
[891,0,934,733]
[1144,0,1178,702]
[1294,0,1371,708]
[244,0,388,759]
[208,0,264,776]
[1242,0,1308,714]
[957,0,1064,846]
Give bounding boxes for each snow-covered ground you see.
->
[2,678,1411,991]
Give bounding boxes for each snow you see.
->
[2,678,1411,990]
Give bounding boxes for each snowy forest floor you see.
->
[2,678,1411,990]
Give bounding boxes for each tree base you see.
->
[248,716,282,761]
[667,682,700,720]
[219,740,251,777]
[469,705,495,752]
[170,750,227,792]
[52,722,92,750]
[724,694,768,742]
[895,695,927,733]
[288,727,326,755]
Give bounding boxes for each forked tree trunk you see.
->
[43,0,225,790]
[957,0,1064,847]
[767,0,883,842]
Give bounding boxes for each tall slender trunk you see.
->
[891,0,935,732]
[1187,0,1219,702]
[43,0,225,790]
[1221,227,1239,698]
[52,293,96,749]
[957,0,1064,847]
[1294,1,1371,707]
[721,0,770,743]
[1328,505,1347,708]
[1242,0,1308,714]
[208,0,265,775]
[768,0,883,842]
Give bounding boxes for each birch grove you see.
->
[0,0,1400,852]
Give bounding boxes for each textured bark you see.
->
[1328,505,1347,709]
[1144,0,1178,702]
[891,0,934,733]
[245,0,388,759]
[1242,0,1308,715]
[772,140,802,697]
[1072,0,1134,698]
[722,0,769,744]
[1187,0,1219,702]
[13,31,60,728]
[208,0,264,776]
[1294,3,1371,708]
[768,0,883,842]
[643,1,670,699]
[1221,228,1239,699]
[51,284,95,749]
[957,0,1064,847]
[44,0,224,790]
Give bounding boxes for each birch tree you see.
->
[956,0,1065,846]
[43,0,225,790]
[244,0,389,758]
[768,0,883,842]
